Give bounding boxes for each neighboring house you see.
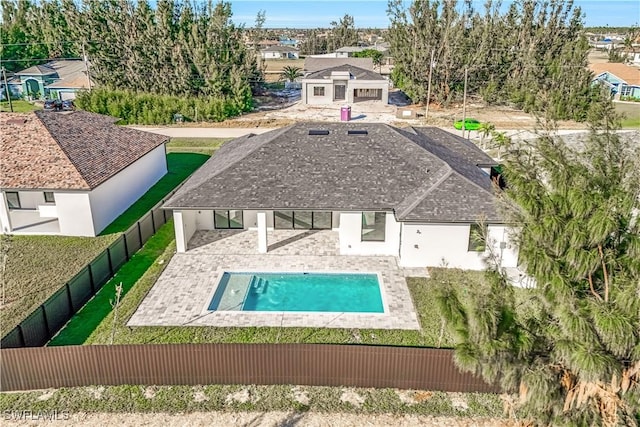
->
[164,123,519,270]
[590,63,640,99]
[0,111,168,236]
[301,65,389,105]
[335,44,389,58]
[260,46,300,60]
[304,57,374,74]
[10,60,91,101]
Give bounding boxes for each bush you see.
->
[75,88,253,125]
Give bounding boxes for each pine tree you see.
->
[434,91,640,425]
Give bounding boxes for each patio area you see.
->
[129,229,425,330]
[8,210,60,234]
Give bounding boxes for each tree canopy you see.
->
[387,0,594,121]
[434,92,640,425]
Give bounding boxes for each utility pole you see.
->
[2,68,14,112]
[425,48,435,122]
[82,43,92,91]
[461,66,468,138]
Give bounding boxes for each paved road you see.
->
[130,127,276,138]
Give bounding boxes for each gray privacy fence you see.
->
[0,343,501,393]
[0,205,174,349]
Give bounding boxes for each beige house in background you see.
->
[301,65,389,105]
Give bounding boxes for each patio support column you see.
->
[257,211,268,253]
[174,211,187,253]
[0,192,13,234]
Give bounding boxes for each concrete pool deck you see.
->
[128,230,424,330]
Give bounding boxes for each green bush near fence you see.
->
[48,222,176,346]
[100,153,209,235]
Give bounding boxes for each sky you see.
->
[228,0,640,29]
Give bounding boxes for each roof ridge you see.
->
[33,111,91,189]
[396,165,452,219]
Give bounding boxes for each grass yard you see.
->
[0,234,117,334]
[621,115,640,129]
[0,384,505,418]
[49,222,176,346]
[100,152,209,235]
[0,100,40,112]
[165,138,229,155]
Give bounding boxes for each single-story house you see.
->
[335,44,390,58]
[8,60,92,101]
[0,111,168,236]
[260,46,300,60]
[590,63,640,99]
[164,123,519,270]
[301,65,389,105]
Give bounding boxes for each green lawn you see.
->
[165,138,229,155]
[621,115,640,129]
[49,223,176,345]
[1,234,117,334]
[0,384,504,418]
[99,153,209,235]
[0,100,40,112]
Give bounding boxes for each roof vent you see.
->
[347,130,368,135]
[308,129,330,135]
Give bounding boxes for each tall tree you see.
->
[328,14,358,52]
[434,92,640,425]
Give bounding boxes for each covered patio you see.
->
[5,209,60,234]
[128,229,425,330]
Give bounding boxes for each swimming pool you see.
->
[208,272,385,313]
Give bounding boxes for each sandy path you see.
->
[5,411,513,426]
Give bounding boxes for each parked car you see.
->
[61,100,75,111]
[43,99,62,111]
[453,118,482,131]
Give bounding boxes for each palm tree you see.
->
[280,66,303,83]
[477,121,495,150]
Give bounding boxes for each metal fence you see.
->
[0,206,173,349]
[0,343,500,393]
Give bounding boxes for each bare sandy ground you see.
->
[5,411,514,426]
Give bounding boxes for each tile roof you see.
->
[589,63,640,85]
[304,57,374,73]
[0,111,167,190]
[16,65,57,76]
[304,65,386,81]
[164,123,502,223]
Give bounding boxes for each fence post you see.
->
[137,221,143,247]
[17,324,26,347]
[87,264,95,293]
[151,210,157,234]
[41,305,51,340]
[65,283,74,312]
[123,233,130,261]
[106,247,114,276]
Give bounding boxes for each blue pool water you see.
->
[208,272,384,313]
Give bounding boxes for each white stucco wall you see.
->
[339,211,400,256]
[55,192,95,236]
[88,145,167,235]
[9,191,45,209]
[399,223,518,269]
[302,81,333,105]
[174,210,197,252]
[0,192,12,233]
[245,210,274,230]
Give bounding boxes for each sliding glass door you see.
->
[274,211,331,229]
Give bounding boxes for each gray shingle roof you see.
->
[304,65,385,81]
[304,57,374,73]
[164,123,502,223]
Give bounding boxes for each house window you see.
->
[6,192,20,209]
[214,210,243,229]
[361,212,386,242]
[313,86,325,96]
[274,211,332,229]
[468,224,487,252]
[43,191,55,203]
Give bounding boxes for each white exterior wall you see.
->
[11,191,45,209]
[174,210,197,252]
[399,223,518,270]
[0,192,12,233]
[88,145,167,235]
[338,212,400,256]
[348,80,389,104]
[245,210,274,229]
[55,192,95,236]
[487,225,519,268]
[302,81,333,105]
